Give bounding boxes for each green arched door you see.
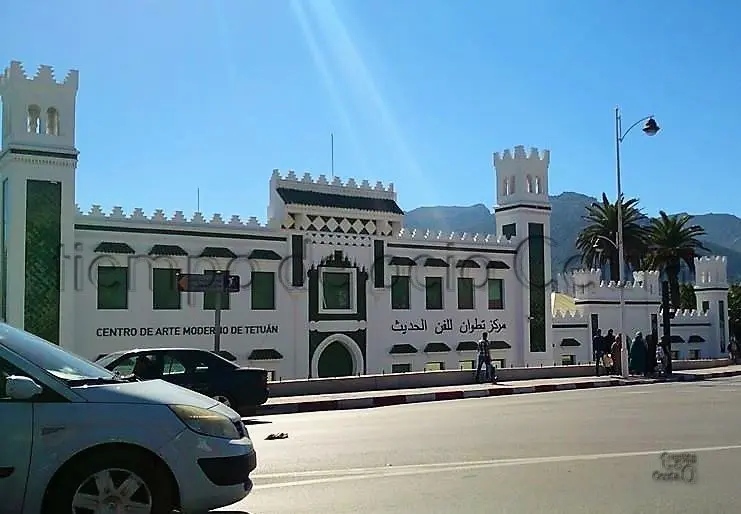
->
[317,340,354,377]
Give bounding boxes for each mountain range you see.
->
[403,193,741,282]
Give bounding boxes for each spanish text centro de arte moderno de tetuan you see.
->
[95,324,280,338]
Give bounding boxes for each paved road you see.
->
[220,376,741,513]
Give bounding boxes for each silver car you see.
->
[0,323,257,514]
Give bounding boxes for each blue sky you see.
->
[3,0,740,223]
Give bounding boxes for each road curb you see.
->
[256,378,622,415]
[255,369,741,416]
[670,369,741,382]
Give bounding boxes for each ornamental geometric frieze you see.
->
[291,214,387,236]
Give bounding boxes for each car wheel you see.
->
[213,393,235,408]
[44,449,175,514]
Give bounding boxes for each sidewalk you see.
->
[255,365,741,416]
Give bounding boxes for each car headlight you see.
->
[169,405,241,440]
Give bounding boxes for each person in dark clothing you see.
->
[646,333,657,375]
[629,331,647,375]
[475,332,496,383]
[603,329,616,374]
[593,329,605,376]
[729,339,738,364]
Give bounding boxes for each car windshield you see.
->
[94,351,128,368]
[0,323,116,382]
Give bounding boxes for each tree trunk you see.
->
[666,265,681,309]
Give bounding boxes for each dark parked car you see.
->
[95,348,269,414]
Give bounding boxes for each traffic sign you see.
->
[177,272,240,293]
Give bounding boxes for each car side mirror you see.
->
[6,376,43,400]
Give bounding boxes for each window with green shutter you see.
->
[425,277,443,310]
[488,278,504,309]
[97,266,129,310]
[251,271,275,310]
[391,275,410,309]
[457,277,474,309]
[153,268,181,310]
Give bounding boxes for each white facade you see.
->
[0,61,730,380]
[553,257,730,364]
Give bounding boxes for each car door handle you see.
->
[0,467,14,479]
[41,426,66,436]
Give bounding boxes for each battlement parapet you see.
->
[493,145,550,165]
[552,310,587,323]
[76,204,267,230]
[394,227,514,247]
[270,169,396,201]
[493,145,550,203]
[558,268,662,301]
[694,255,728,286]
[0,61,78,91]
[670,309,711,323]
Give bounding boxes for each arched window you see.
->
[46,107,59,136]
[503,178,510,195]
[534,176,542,194]
[27,105,41,134]
[525,175,533,193]
[510,175,516,194]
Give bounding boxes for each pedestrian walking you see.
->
[611,334,622,375]
[593,329,605,376]
[729,339,737,364]
[475,332,496,383]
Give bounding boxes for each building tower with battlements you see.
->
[493,145,553,365]
[694,256,730,353]
[0,61,79,347]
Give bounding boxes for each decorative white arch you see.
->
[311,333,364,378]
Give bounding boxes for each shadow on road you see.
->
[243,418,272,425]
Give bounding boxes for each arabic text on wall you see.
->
[390,317,506,335]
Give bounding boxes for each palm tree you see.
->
[644,211,708,309]
[576,193,649,281]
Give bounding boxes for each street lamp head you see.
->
[642,117,660,136]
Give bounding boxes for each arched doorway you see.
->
[311,333,364,378]
[318,340,353,377]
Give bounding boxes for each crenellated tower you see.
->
[0,61,79,347]
[493,145,552,365]
[694,256,730,353]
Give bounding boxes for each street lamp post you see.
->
[614,107,660,378]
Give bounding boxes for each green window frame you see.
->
[391,275,410,310]
[203,271,230,310]
[251,271,275,310]
[97,266,129,310]
[425,276,443,310]
[153,268,181,310]
[321,270,353,311]
[488,278,504,310]
[457,277,474,309]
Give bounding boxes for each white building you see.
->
[0,61,730,380]
[552,256,730,365]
